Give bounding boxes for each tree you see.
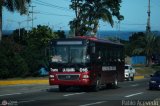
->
[54,30,66,39]
[0,25,59,78]
[133,33,157,66]
[12,28,28,45]
[126,32,145,56]
[0,0,31,42]
[0,36,29,79]
[70,0,124,36]
[23,25,58,76]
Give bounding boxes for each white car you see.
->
[125,65,135,81]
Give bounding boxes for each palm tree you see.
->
[91,0,124,34]
[0,0,31,42]
[133,33,157,66]
[70,0,123,36]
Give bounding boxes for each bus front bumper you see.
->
[49,78,92,86]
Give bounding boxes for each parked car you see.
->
[149,70,160,90]
[125,65,135,81]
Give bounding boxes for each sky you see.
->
[2,0,160,31]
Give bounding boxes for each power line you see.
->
[121,23,146,26]
[37,11,73,17]
[33,0,71,11]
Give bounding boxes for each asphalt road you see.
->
[0,78,160,106]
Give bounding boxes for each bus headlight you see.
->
[82,75,89,79]
[49,75,55,78]
[80,68,88,72]
[50,68,58,72]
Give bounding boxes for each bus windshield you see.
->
[50,46,89,64]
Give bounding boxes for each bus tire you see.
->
[112,76,118,89]
[92,78,101,92]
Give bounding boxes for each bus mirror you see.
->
[91,47,95,54]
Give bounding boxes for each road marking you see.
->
[19,100,37,103]
[0,93,22,97]
[131,84,139,87]
[79,101,107,106]
[63,92,85,97]
[125,92,143,98]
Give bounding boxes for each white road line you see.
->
[131,84,139,87]
[79,101,107,106]
[125,92,143,98]
[19,100,37,103]
[0,93,22,97]
[63,92,85,97]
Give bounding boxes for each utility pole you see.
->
[7,19,32,40]
[29,5,36,28]
[75,0,80,36]
[118,20,121,42]
[18,22,21,40]
[27,5,30,31]
[146,0,151,35]
[115,21,120,42]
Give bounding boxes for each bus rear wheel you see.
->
[112,77,118,89]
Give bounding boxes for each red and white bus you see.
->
[49,36,125,91]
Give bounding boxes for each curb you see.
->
[134,75,144,80]
[0,79,49,86]
[0,76,145,86]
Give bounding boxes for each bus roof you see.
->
[75,36,123,46]
[51,36,123,46]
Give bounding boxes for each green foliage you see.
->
[27,25,58,47]
[125,32,160,66]
[0,37,29,78]
[3,0,31,15]
[0,25,58,79]
[12,28,28,45]
[70,0,124,36]
[54,30,66,39]
[23,25,58,76]
[0,48,10,79]
[126,32,146,56]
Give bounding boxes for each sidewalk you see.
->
[0,76,144,86]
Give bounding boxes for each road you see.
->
[0,78,159,106]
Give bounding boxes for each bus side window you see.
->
[97,47,103,64]
[90,46,97,62]
[109,49,113,62]
[97,51,101,60]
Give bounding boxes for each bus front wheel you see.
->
[92,78,101,92]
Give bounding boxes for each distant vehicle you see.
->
[149,70,160,90]
[124,65,135,81]
[48,36,125,91]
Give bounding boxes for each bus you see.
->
[49,36,125,91]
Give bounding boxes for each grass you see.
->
[134,65,160,76]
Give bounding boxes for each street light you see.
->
[7,18,34,40]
